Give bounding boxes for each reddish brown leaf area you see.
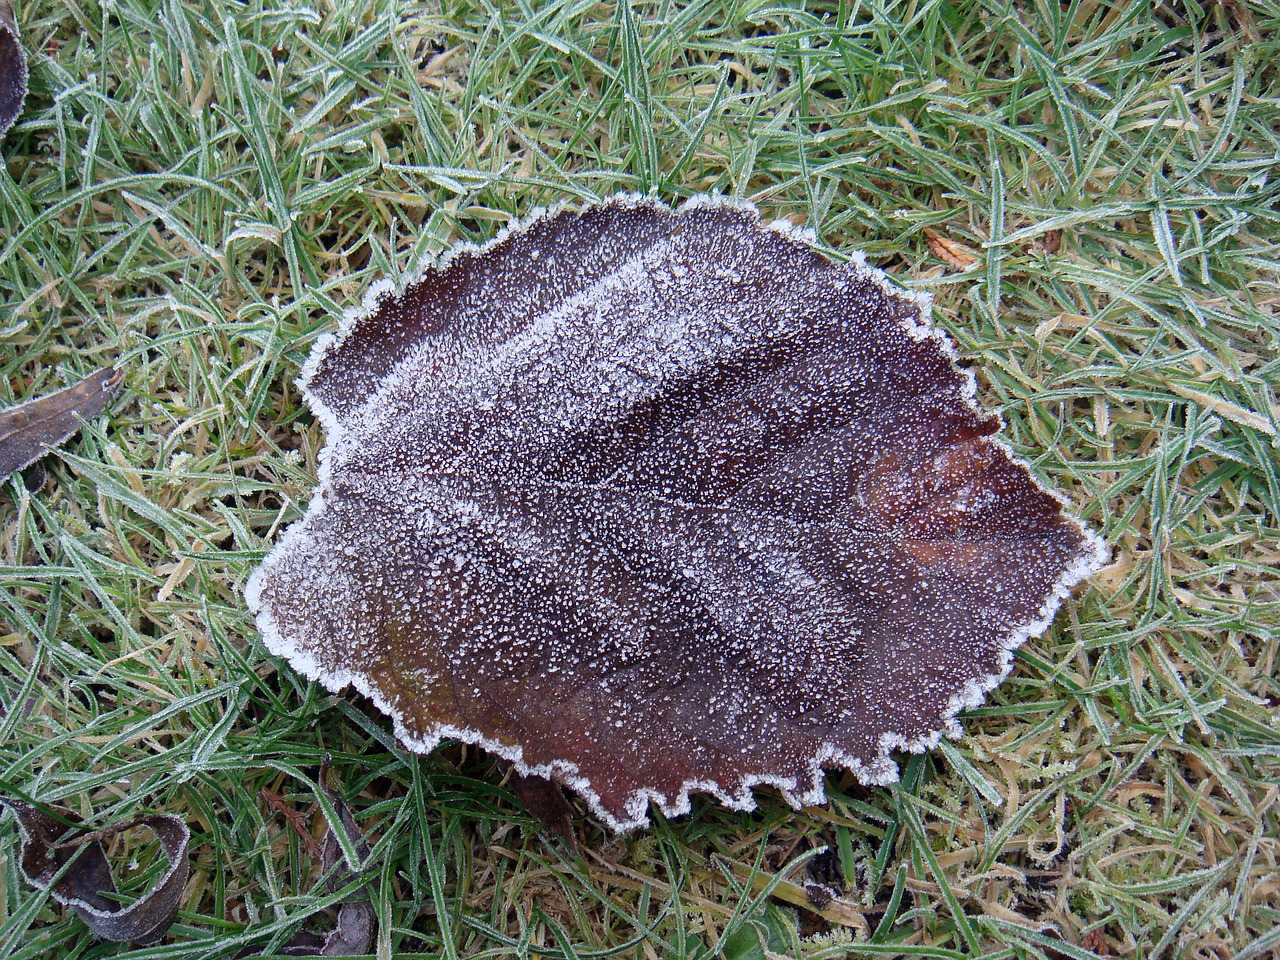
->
[247,195,1106,831]
[923,227,980,269]
[1081,928,1111,955]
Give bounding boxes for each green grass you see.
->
[1,0,1277,956]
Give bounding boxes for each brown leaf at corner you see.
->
[0,0,28,138]
[923,227,980,270]
[0,367,122,484]
[0,795,190,944]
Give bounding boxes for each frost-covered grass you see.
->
[1,0,1277,957]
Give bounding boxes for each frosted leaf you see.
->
[0,0,26,139]
[246,194,1108,832]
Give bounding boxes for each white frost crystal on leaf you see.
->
[247,194,1107,831]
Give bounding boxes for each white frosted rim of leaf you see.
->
[249,191,1111,832]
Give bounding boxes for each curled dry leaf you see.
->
[0,367,122,483]
[248,194,1107,831]
[0,0,26,138]
[0,795,189,944]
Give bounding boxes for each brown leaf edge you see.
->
[0,794,190,944]
[0,0,28,138]
[252,758,374,958]
[0,366,123,483]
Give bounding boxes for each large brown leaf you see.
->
[247,195,1107,831]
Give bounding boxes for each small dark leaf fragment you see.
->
[802,845,845,910]
[257,760,374,957]
[0,795,190,944]
[21,459,45,491]
[1024,228,1063,256]
[0,0,27,138]
[0,367,121,484]
[805,846,844,892]
[803,882,835,910]
[505,764,576,848]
